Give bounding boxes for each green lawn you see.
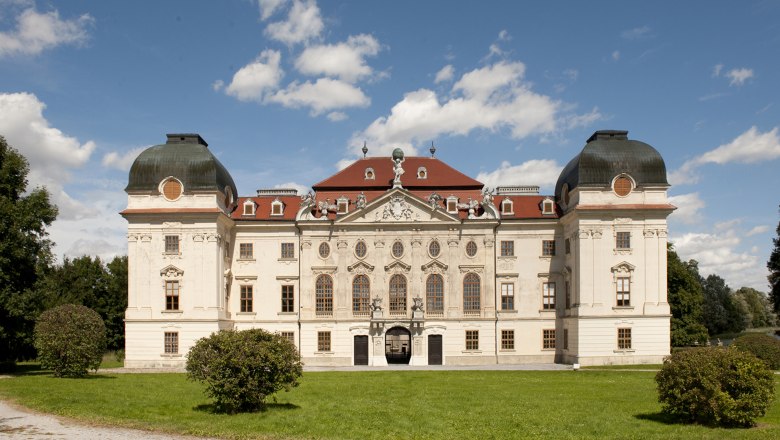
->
[0,370,779,439]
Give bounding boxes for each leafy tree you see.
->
[731,333,780,370]
[734,287,776,329]
[186,328,303,413]
[0,136,57,363]
[667,244,708,346]
[34,304,106,377]
[769,204,780,315]
[37,255,127,350]
[656,347,775,427]
[701,274,745,335]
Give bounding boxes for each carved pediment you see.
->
[337,188,460,224]
[348,260,375,274]
[385,259,411,273]
[421,259,448,274]
[160,265,184,278]
[611,261,635,274]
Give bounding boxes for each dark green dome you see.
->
[392,148,404,161]
[555,130,668,199]
[125,134,237,198]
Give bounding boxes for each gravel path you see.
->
[0,399,215,440]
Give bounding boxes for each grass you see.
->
[1,370,779,439]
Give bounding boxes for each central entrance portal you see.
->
[385,327,411,364]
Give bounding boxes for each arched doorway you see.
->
[385,327,411,364]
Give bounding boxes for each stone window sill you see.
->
[614,349,636,353]
[315,351,334,355]
[612,306,635,311]
[161,310,182,314]
[160,353,183,358]
[462,350,482,354]
[499,349,516,353]
[278,312,297,316]
[236,312,256,316]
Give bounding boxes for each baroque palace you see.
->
[122,130,673,367]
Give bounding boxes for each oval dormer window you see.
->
[561,183,570,205]
[161,178,183,201]
[613,175,633,197]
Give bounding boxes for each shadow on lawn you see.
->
[193,402,300,414]
[634,412,682,425]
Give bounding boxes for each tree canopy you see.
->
[667,244,708,346]
[0,136,57,362]
[769,205,780,314]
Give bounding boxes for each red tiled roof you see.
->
[312,156,483,190]
[495,195,561,219]
[231,196,301,221]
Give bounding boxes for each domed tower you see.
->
[554,130,674,366]
[122,134,237,368]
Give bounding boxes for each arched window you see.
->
[315,275,333,316]
[352,275,370,314]
[426,274,444,313]
[389,274,407,313]
[463,273,481,313]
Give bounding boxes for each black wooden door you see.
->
[428,335,442,365]
[354,335,369,365]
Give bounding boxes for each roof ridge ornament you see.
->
[362,141,368,158]
[430,141,436,157]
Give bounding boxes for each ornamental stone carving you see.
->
[160,265,184,278]
[376,196,418,221]
[643,229,656,238]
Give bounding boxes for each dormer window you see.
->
[613,174,634,197]
[271,199,284,216]
[365,168,375,180]
[337,196,349,214]
[501,198,514,215]
[446,196,458,214]
[417,167,427,179]
[160,177,183,201]
[242,200,256,216]
[541,198,555,215]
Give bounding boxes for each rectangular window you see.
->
[280,331,295,345]
[501,330,514,350]
[447,198,457,213]
[243,203,254,216]
[501,200,513,214]
[165,235,179,254]
[239,243,253,259]
[543,329,556,350]
[281,242,295,259]
[542,240,556,256]
[317,331,331,352]
[500,240,514,257]
[617,277,631,306]
[542,282,556,310]
[465,330,479,350]
[618,328,632,349]
[164,332,178,354]
[565,281,571,309]
[616,231,631,249]
[281,285,295,313]
[240,285,253,313]
[165,280,179,310]
[565,238,571,254]
[501,283,514,310]
[337,200,348,214]
[564,329,569,350]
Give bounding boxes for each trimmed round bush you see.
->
[731,333,780,370]
[186,328,303,413]
[656,347,775,427]
[34,304,107,377]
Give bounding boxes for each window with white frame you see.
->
[317,331,331,351]
[500,240,514,257]
[271,199,284,216]
[417,167,427,179]
[446,196,458,213]
[542,282,556,310]
[364,168,375,179]
[239,243,253,259]
[465,330,479,350]
[542,198,555,215]
[240,285,253,312]
[542,240,556,256]
[616,277,630,306]
[281,242,295,259]
[242,200,255,216]
[616,231,631,250]
[463,273,481,313]
[618,328,632,349]
[165,280,180,310]
[281,285,295,313]
[164,332,178,354]
[501,283,514,310]
[501,198,513,214]
[337,197,349,214]
[164,235,179,254]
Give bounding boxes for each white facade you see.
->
[123,131,673,368]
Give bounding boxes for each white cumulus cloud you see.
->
[0,7,93,57]
[102,146,146,171]
[294,34,381,83]
[265,0,323,46]
[476,159,563,190]
[434,64,454,84]
[269,78,370,115]
[224,50,284,102]
[257,0,288,20]
[726,67,754,86]
[668,192,705,224]
[621,26,651,40]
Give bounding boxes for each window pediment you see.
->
[348,260,375,274]
[611,261,635,274]
[384,260,411,273]
[421,260,448,274]
[160,265,184,278]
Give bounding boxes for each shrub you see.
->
[731,333,780,370]
[34,304,107,377]
[186,328,303,413]
[656,347,775,427]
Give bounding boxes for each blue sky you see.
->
[1,0,778,291]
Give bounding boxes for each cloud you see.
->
[224,49,284,102]
[668,192,705,224]
[712,63,724,77]
[294,34,381,83]
[0,7,93,57]
[726,67,754,86]
[498,30,511,41]
[265,0,323,46]
[257,0,288,20]
[102,146,146,171]
[269,77,369,115]
[698,92,728,102]
[0,92,96,221]
[746,225,769,237]
[348,58,599,158]
[327,111,347,121]
[672,227,768,290]
[476,159,563,190]
[670,126,780,185]
[611,50,620,61]
[621,26,651,40]
[274,181,309,195]
[434,65,454,84]
[211,79,224,91]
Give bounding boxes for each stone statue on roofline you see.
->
[356,192,367,209]
[391,147,405,188]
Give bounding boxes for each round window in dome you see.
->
[429,240,441,258]
[613,175,633,197]
[161,178,183,201]
[465,240,478,257]
[319,242,330,259]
